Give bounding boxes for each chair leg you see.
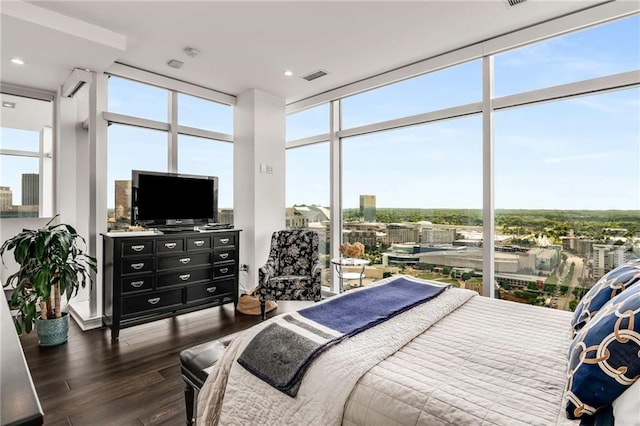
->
[184,381,195,426]
[260,299,266,320]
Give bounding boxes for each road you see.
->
[559,254,585,310]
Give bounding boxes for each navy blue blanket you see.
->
[237,276,449,397]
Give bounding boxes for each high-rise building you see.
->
[592,244,629,278]
[0,186,12,211]
[21,173,39,206]
[115,180,132,220]
[218,209,234,225]
[359,195,376,222]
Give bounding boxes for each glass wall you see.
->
[0,94,53,218]
[341,116,482,291]
[107,125,167,228]
[106,76,233,230]
[341,60,481,129]
[286,13,640,306]
[494,89,640,310]
[286,142,331,286]
[494,15,640,97]
[178,135,234,224]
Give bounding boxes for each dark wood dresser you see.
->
[102,229,240,340]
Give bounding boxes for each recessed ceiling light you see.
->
[284,70,293,77]
[167,59,184,69]
[3,101,16,108]
[11,58,25,65]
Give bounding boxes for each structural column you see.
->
[234,89,286,291]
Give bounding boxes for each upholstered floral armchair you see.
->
[258,229,322,319]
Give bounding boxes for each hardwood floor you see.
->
[19,303,295,425]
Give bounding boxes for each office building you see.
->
[21,173,39,206]
[359,195,376,222]
[114,180,131,220]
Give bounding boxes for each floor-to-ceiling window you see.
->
[106,75,233,230]
[286,12,640,306]
[0,93,54,218]
[492,14,640,311]
[285,104,331,287]
[341,116,482,290]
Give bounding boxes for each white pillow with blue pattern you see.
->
[566,283,640,420]
[571,258,640,334]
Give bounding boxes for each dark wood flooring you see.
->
[18,303,300,425]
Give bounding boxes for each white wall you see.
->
[234,89,286,292]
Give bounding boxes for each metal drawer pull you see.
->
[179,257,191,264]
[131,263,145,270]
[219,267,229,274]
[131,245,145,252]
[219,238,229,244]
[131,281,144,288]
[206,287,217,293]
[219,253,229,259]
[194,240,205,247]
[148,297,160,305]
[164,242,177,249]
[179,274,191,281]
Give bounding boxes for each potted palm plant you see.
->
[0,216,96,346]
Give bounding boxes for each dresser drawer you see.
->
[213,249,235,263]
[213,234,235,248]
[157,252,211,271]
[122,289,183,316]
[122,275,153,293]
[214,263,235,278]
[122,240,153,257]
[122,258,154,275]
[187,236,211,251]
[186,279,234,303]
[156,267,212,288]
[157,239,185,253]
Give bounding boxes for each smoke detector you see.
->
[184,47,200,58]
[167,59,184,69]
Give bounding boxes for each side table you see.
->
[331,257,370,292]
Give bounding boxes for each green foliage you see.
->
[0,216,97,334]
[382,271,392,279]
[569,300,579,311]
[543,283,556,294]
[560,285,569,295]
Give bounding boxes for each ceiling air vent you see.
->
[302,69,328,82]
[505,0,527,6]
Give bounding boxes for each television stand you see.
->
[102,229,241,340]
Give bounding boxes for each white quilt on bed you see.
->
[197,280,578,426]
[197,280,475,425]
[343,295,578,426]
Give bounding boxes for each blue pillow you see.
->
[571,259,640,333]
[566,284,640,419]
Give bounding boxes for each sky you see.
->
[286,15,640,210]
[1,14,639,213]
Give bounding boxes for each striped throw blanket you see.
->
[237,276,449,397]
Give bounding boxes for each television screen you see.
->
[132,170,218,227]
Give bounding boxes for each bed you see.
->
[196,273,640,426]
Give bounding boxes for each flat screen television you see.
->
[131,170,218,229]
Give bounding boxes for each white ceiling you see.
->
[1,0,613,104]
[0,93,52,131]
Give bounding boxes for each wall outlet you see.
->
[240,264,249,272]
